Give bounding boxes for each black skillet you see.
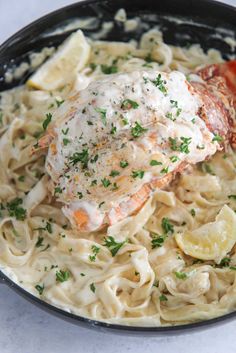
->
[0,0,235,335]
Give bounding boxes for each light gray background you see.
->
[0,1,236,352]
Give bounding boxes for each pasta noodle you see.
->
[0,26,236,327]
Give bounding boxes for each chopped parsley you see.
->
[56,270,70,283]
[122,116,129,125]
[151,233,166,249]
[90,283,96,293]
[151,74,167,95]
[6,198,26,221]
[228,195,236,200]
[202,163,214,175]
[95,108,107,125]
[69,149,89,168]
[35,284,44,295]
[35,236,44,248]
[159,294,168,302]
[131,170,145,179]
[101,178,111,188]
[35,222,53,234]
[190,209,196,217]
[62,128,69,135]
[54,187,62,195]
[121,99,139,110]
[101,64,118,74]
[63,138,70,146]
[109,170,120,177]
[103,236,126,257]
[77,192,83,199]
[110,123,117,135]
[42,113,52,131]
[165,112,176,121]
[212,134,223,143]
[120,160,129,168]
[55,99,64,107]
[160,167,169,174]
[90,154,98,164]
[161,217,174,234]
[169,136,192,154]
[169,156,179,163]
[150,160,162,166]
[18,175,25,182]
[90,63,97,71]
[131,121,148,138]
[89,245,100,262]
[174,271,188,280]
[219,257,231,267]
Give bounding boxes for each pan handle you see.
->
[0,271,6,284]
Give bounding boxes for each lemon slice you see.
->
[27,30,90,91]
[175,205,236,263]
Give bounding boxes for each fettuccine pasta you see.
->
[0,26,236,327]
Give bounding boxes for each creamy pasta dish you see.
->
[0,16,236,327]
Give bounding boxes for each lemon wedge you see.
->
[175,205,236,263]
[27,30,90,91]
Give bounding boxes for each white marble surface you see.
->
[0,0,236,352]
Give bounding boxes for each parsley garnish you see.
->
[69,149,89,168]
[35,222,53,234]
[159,294,168,302]
[109,170,120,177]
[101,64,118,74]
[219,257,231,267]
[151,74,167,95]
[121,99,139,110]
[77,192,83,199]
[120,160,129,168]
[110,123,117,135]
[89,245,100,262]
[18,175,25,182]
[151,233,166,248]
[212,134,223,143]
[202,163,214,175]
[101,178,111,188]
[174,271,187,280]
[63,138,70,146]
[55,99,64,108]
[131,121,148,138]
[35,236,44,248]
[90,63,97,71]
[35,284,44,295]
[62,128,69,135]
[228,195,236,200]
[161,217,174,234]
[165,112,176,121]
[42,113,52,131]
[169,136,192,154]
[132,170,145,179]
[54,187,62,195]
[95,108,107,125]
[160,167,169,174]
[6,198,26,221]
[90,283,96,293]
[169,156,179,163]
[103,236,126,256]
[56,270,70,283]
[150,160,162,166]
[190,209,196,217]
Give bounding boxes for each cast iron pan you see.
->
[0,0,236,335]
